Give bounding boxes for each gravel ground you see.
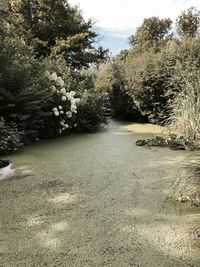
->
[0,119,200,267]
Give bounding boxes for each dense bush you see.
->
[175,36,200,69]
[94,62,115,91]
[44,70,81,135]
[44,59,107,133]
[0,36,107,154]
[170,68,200,140]
[0,118,23,154]
[109,60,142,120]
[123,48,176,123]
[75,90,106,132]
[37,56,81,138]
[0,36,53,141]
[92,60,142,120]
[0,0,108,154]
[105,10,200,128]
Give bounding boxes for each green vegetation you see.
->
[94,7,200,144]
[170,68,200,140]
[0,0,107,154]
[0,118,23,154]
[1,0,200,154]
[10,0,108,68]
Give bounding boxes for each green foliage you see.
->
[44,58,107,133]
[0,0,10,36]
[107,59,140,119]
[129,17,172,52]
[76,90,106,131]
[175,36,200,68]
[110,85,141,120]
[124,48,177,123]
[2,0,200,155]
[0,118,23,154]
[0,35,53,141]
[108,8,200,129]
[10,0,108,68]
[176,7,200,37]
[0,0,108,154]
[94,62,115,91]
[79,68,97,91]
[170,68,200,140]
[75,90,106,131]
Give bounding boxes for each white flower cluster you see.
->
[46,71,80,133]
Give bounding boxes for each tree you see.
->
[129,17,172,52]
[110,59,141,119]
[10,0,108,68]
[176,7,200,37]
[123,48,177,123]
[0,35,53,140]
[94,62,115,91]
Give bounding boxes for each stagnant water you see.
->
[0,120,200,267]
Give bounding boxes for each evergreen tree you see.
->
[0,35,53,140]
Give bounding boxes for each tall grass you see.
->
[170,69,200,140]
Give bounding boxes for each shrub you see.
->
[0,36,53,141]
[124,48,176,123]
[0,118,23,154]
[109,59,143,120]
[94,62,114,91]
[75,90,106,131]
[175,36,200,69]
[45,70,80,135]
[170,68,200,140]
[44,58,107,134]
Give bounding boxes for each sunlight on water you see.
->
[48,193,77,204]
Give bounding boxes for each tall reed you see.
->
[170,69,200,140]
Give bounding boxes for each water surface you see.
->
[0,120,200,267]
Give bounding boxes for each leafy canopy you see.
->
[10,0,108,68]
[176,7,200,37]
[129,17,172,52]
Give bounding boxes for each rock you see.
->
[0,160,11,169]
[136,139,147,146]
[177,196,189,203]
[151,136,167,147]
[193,201,200,207]
[136,137,168,147]
[136,134,200,151]
[168,139,186,150]
[177,196,182,202]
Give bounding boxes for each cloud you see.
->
[94,27,131,55]
[68,0,200,54]
[69,0,200,29]
[96,27,134,39]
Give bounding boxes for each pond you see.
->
[0,119,200,267]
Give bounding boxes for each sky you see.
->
[68,0,200,54]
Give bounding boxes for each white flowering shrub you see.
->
[46,71,80,133]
